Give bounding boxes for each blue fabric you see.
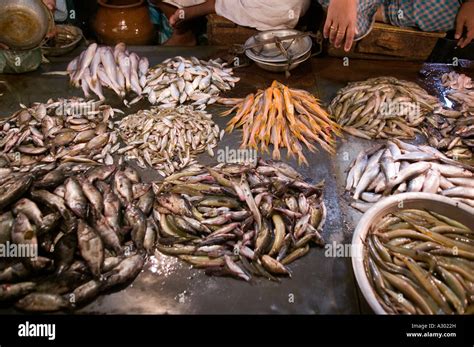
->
[148,2,173,44]
[317,0,463,37]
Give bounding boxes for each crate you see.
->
[327,22,446,61]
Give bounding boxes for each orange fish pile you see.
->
[220,81,341,165]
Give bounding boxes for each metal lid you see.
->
[0,0,54,50]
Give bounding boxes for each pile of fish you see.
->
[330,77,441,140]
[220,81,341,165]
[420,72,474,163]
[0,98,120,171]
[445,91,474,111]
[143,56,239,109]
[0,163,156,312]
[66,43,149,101]
[152,160,326,281]
[345,139,474,212]
[117,106,222,175]
[365,208,473,314]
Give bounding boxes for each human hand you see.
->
[42,0,56,11]
[323,0,358,52]
[455,1,474,48]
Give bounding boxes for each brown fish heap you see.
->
[0,98,120,172]
[152,159,326,281]
[422,111,474,164]
[0,163,154,312]
[422,72,474,164]
[330,77,441,140]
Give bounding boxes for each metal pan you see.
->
[41,25,83,57]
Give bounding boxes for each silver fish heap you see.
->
[330,76,441,140]
[0,98,121,172]
[143,56,240,109]
[118,106,222,176]
[67,42,149,102]
[152,159,326,281]
[0,163,153,312]
[346,139,474,212]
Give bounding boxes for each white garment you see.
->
[215,0,311,31]
[162,0,206,8]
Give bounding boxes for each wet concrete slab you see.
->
[1,46,471,314]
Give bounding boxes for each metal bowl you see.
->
[245,29,312,63]
[0,0,54,50]
[351,193,474,315]
[41,25,83,57]
[253,50,311,73]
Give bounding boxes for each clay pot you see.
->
[93,0,155,45]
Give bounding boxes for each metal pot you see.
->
[351,193,474,314]
[0,0,54,50]
[244,29,312,63]
[93,0,155,45]
[41,25,83,57]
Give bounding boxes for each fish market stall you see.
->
[0,45,472,314]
